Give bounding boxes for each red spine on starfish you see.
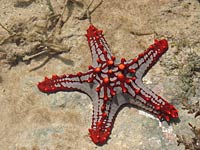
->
[38,24,179,145]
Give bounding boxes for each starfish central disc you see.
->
[103,77,109,84]
[108,69,113,74]
[117,73,125,81]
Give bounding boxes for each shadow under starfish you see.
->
[38,24,179,145]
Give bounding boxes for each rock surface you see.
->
[0,0,199,149]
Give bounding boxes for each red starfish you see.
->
[38,24,179,145]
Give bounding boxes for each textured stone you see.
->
[0,0,199,149]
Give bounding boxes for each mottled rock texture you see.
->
[0,0,199,149]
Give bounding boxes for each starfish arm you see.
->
[126,39,168,78]
[85,24,114,67]
[89,93,128,145]
[37,71,93,95]
[128,79,179,121]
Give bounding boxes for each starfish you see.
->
[38,24,179,145]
